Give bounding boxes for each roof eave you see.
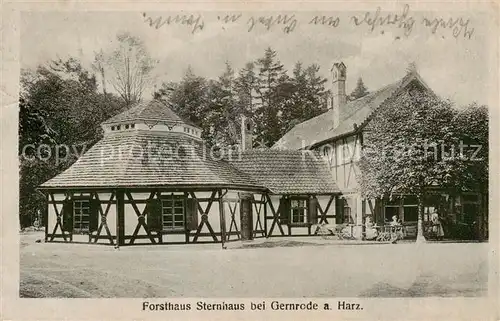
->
[307,126,363,150]
[38,183,267,193]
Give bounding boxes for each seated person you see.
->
[390,215,402,226]
[364,216,378,240]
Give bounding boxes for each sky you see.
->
[20,5,496,107]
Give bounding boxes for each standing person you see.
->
[431,210,445,240]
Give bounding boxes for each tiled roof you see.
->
[41,130,263,190]
[273,72,430,150]
[42,106,340,195]
[102,100,199,127]
[41,131,340,195]
[229,149,340,195]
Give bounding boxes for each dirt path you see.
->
[19,232,488,298]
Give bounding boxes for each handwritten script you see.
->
[142,4,475,40]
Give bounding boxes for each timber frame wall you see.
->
[42,188,339,247]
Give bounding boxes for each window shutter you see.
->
[62,199,74,232]
[279,197,290,225]
[186,198,199,230]
[147,199,162,232]
[89,199,100,232]
[308,197,318,224]
[335,198,343,224]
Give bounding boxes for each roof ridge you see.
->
[280,78,404,137]
[273,71,432,150]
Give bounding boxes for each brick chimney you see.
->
[240,115,253,151]
[330,62,347,129]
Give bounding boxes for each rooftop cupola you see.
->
[101,100,202,139]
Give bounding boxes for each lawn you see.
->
[19,232,488,298]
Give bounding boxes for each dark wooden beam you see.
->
[218,189,226,249]
[92,192,115,245]
[266,194,285,237]
[126,191,157,245]
[239,192,253,241]
[253,194,266,238]
[44,193,49,242]
[190,190,218,242]
[116,189,125,247]
[263,195,268,237]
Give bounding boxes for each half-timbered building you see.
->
[274,62,488,240]
[39,100,340,246]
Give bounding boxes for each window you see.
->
[111,126,115,131]
[403,195,418,222]
[116,125,121,130]
[74,199,90,233]
[462,194,479,203]
[130,123,135,129]
[404,207,418,222]
[161,196,185,229]
[404,195,418,205]
[290,199,307,224]
[125,124,129,129]
[385,206,399,222]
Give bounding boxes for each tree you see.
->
[235,62,256,116]
[153,81,177,102]
[350,77,369,100]
[359,83,457,243]
[19,58,127,228]
[281,62,328,132]
[205,62,241,146]
[167,66,209,132]
[253,47,288,146]
[154,49,326,148]
[406,62,418,74]
[101,32,158,106]
[92,49,107,96]
[448,103,488,191]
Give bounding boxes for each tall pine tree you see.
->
[280,62,328,133]
[349,77,369,100]
[205,62,241,147]
[168,66,209,130]
[253,47,288,147]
